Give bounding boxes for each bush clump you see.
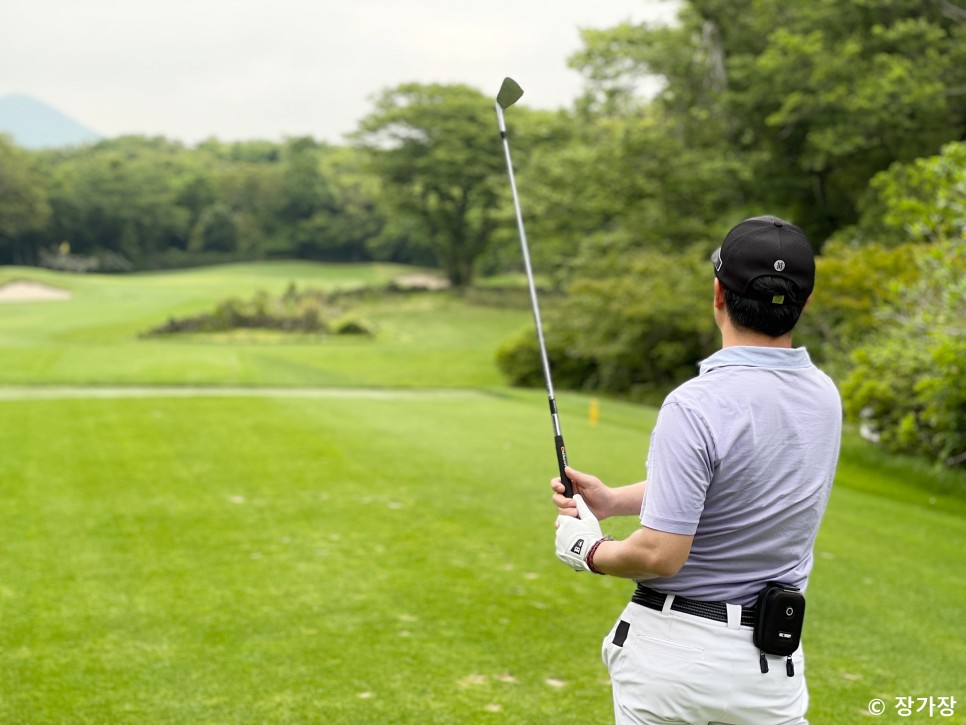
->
[840,238,965,467]
[496,247,718,401]
[145,284,374,337]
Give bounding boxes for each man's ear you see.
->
[713,278,727,309]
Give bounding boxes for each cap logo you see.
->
[774,260,786,272]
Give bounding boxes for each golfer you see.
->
[553,216,841,724]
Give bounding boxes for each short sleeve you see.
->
[641,401,716,536]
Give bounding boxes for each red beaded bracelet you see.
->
[586,536,613,575]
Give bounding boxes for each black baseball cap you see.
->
[711,215,815,304]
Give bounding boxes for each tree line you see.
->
[0,0,963,465]
[0,135,394,270]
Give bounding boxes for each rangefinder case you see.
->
[753,582,805,656]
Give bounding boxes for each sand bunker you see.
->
[0,280,72,303]
[392,273,450,290]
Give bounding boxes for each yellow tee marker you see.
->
[589,397,600,428]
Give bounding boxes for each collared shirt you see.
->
[640,346,842,606]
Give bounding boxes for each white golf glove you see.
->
[555,494,608,573]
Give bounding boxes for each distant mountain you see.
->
[0,94,102,149]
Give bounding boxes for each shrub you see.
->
[145,285,336,336]
[855,141,966,247]
[495,324,595,391]
[840,237,965,467]
[794,241,921,372]
[496,247,718,399]
[333,317,375,336]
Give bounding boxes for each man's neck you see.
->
[720,325,793,349]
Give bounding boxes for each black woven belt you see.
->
[632,584,757,628]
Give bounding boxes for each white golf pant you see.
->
[602,597,808,724]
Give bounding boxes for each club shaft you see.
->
[496,105,558,416]
[496,102,573,497]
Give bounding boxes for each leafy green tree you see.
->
[365,213,434,267]
[280,141,383,261]
[830,140,966,466]
[570,0,966,243]
[521,105,752,271]
[854,141,966,246]
[841,237,965,466]
[188,203,239,253]
[197,138,281,163]
[0,134,51,264]
[177,173,219,238]
[213,160,287,256]
[42,136,192,263]
[794,241,921,370]
[354,83,507,288]
[280,137,334,223]
[470,107,569,277]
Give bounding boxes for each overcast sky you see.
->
[0,0,678,145]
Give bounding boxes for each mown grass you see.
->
[0,264,526,387]
[0,262,963,723]
[0,392,648,723]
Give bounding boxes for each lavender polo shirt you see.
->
[640,346,842,606]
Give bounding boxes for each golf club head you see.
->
[497,77,524,109]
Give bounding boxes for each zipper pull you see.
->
[786,655,794,677]
[759,651,768,674]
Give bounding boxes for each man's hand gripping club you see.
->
[555,494,611,573]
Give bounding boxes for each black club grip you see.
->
[554,434,573,498]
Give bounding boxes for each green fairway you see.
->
[0,390,648,723]
[0,263,963,723]
[0,263,526,388]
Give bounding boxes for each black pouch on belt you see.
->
[753,582,805,676]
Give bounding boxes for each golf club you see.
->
[495,77,574,499]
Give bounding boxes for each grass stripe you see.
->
[0,385,492,401]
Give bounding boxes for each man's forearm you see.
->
[588,527,693,579]
[605,481,646,518]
